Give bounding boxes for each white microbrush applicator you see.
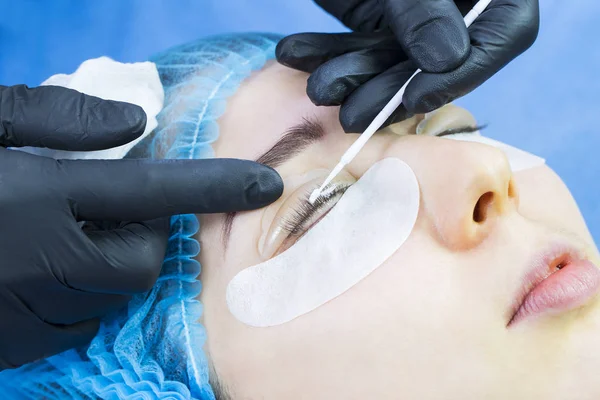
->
[309,0,493,204]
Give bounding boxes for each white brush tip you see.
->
[308,188,320,204]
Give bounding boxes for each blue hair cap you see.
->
[0,32,282,399]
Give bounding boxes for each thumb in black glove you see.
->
[277,0,540,132]
[0,84,283,369]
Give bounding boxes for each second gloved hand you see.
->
[0,84,283,369]
[277,0,540,132]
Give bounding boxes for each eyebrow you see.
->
[222,117,326,248]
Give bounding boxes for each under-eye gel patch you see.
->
[226,158,420,327]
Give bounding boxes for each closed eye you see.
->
[436,125,487,137]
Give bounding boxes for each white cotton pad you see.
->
[18,56,164,160]
[226,158,420,327]
[443,133,545,172]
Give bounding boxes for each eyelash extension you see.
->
[436,124,488,137]
[280,183,351,236]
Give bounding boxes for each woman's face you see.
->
[198,61,600,399]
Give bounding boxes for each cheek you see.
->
[214,232,506,397]
[516,166,595,247]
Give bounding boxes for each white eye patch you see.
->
[226,158,420,327]
[443,133,545,172]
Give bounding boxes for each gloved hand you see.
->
[0,84,283,369]
[277,0,540,132]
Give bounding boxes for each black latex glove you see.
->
[0,84,283,369]
[277,0,540,132]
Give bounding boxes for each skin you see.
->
[197,61,600,400]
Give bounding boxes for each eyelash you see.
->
[280,183,351,236]
[435,124,487,137]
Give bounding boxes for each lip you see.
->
[507,243,600,327]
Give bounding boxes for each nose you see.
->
[416,139,519,250]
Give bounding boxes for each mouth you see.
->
[507,244,600,327]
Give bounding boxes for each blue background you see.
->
[1,0,598,241]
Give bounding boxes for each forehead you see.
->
[213,62,340,161]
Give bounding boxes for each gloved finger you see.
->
[69,218,170,295]
[57,158,284,221]
[339,60,418,133]
[314,0,385,32]
[382,0,470,73]
[277,32,399,73]
[0,84,147,150]
[402,0,540,115]
[45,318,101,356]
[0,312,99,369]
[81,220,123,232]
[306,43,408,106]
[33,289,129,325]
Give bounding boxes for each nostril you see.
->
[473,192,494,223]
